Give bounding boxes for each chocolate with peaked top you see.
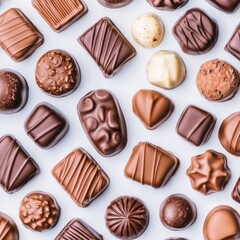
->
[146,0,188,10]
[19,191,60,232]
[124,142,179,188]
[97,0,132,8]
[176,105,216,146]
[78,17,136,78]
[0,8,44,61]
[36,50,80,97]
[173,8,218,55]
[32,0,88,32]
[0,69,28,114]
[24,103,69,149]
[77,89,127,157]
[55,218,103,240]
[52,147,110,207]
[187,150,231,195]
[0,135,39,194]
[160,194,197,231]
[105,196,149,239]
[203,205,240,240]
[232,177,240,204]
[205,0,240,13]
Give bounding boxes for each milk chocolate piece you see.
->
[77,90,127,157]
[19,191,60,232]
[0,212,19,240]
[176,105,216,146]
[165,238,188,240]
[0,69,28,114]
[160,194,197,230]
[173,8,218,55]
[146,0,188,10]
[187,150,231,195]
[232,178,240,204]
[78,17,136,78]
[124,142,179,188]
[55,219,103,240]
[203,205,240,240]
[24,103,69,149]
[206,0,240,13]
[36,50,81,97]
[0,135,39,194]
[132,89,174,129]
[105,196,149,239]
[0,8,44,61]
[32,0,88,32]
[52,148,110,207]
[97,0,132,8]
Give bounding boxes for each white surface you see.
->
[0,0,239,239]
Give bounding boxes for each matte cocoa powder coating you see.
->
[146,0,188,10]
[206,0,240,13]
[97,0,132,8]
[232,177,240,204]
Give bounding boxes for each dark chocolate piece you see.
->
[0,8,44,61]
[24,103,69,149]
[52,147,110,207]
[55,218,103,240]
[146,0,188,10]
[78,17,136,78]
[124,142,179,188]
[232,177,240,204]
[0,135,39,194]
[19,191,60,232]
[176,105,216,146]
[160,194,197,230]
[77,89,127,157]
[32,0,88,32]
[105,196,149,239]
[187,150,231,195]
[206,0,240,13]
[36,50,81,97]
[0,69,28,114]
[173,8,218,55]
[97,0,132,8]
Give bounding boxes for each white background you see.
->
[0,0,239,239]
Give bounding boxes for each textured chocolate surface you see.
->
[176,105,216,146]
[0,135,39,194]
[203,205,240,240]
[160,194,197,231]
[132,89,174,129]
[173,8,218,55]
[77,89,127,157]
[0,69,28,114]
[36,50,81,97]
[32,0,88,32]
[79,17,136,78]
[0,8,44,61]
[232,177,240,204]
[206,0,240,13]
[105,196,149,239]
[97,0,132,8]
[124,142,179,188]
[55,218,103,240]
[147,0,188,10]
[19,191,60,232]
[52,147,110,207]
[25,103,69,149]
[187,150,231,195]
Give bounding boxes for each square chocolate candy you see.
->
[206,0,240,13]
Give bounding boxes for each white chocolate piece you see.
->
[132,13,164,48]
[147,50,186,89]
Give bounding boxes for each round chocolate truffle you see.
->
[160,194,197,230]
[146,0,189,10]
[105,196,149,239]
[19,191,60,232]
[0,69,28,114]
[97,0,132,8]
[197,59,239,102]
[36,50,80,97]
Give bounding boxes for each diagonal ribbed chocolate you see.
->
[205,0,240,13]
[232,177,240,204]
[97,0,132,8]
[146,0,188,10]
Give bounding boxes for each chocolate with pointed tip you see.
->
[147,0,188,10]
[97,0,132,8]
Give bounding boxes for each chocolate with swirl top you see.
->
[97,0,132,8]
[147,0,188,10]
[232,178,240,204]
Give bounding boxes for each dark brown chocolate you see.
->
[97,0,132,8]
[206,0,240,13]
[146,0,188,10]
[232,178,240,204]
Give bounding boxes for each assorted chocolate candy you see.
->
[146,0,189,10]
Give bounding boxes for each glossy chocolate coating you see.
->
[19,191,60,232]
[77,89,127,157]
[232,177,240,204]
[0,69,28,114]
[97,0,132,8]
[0,8,44,61]
[79,17,136,78]
[173,8,218,55]
[32,0,88,32]
[147,0,188,10]
[105,196,149,239]
[176,105,216,146]
[0,135,39,194]
[206,0,240,13]
[132,89,174,129]
[203,205,240,240]
[124,142,179,188]
[36,50,80,97]
[52,147,109,207]
[187,150,231,195]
